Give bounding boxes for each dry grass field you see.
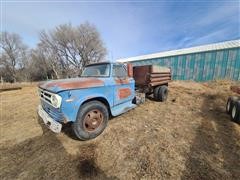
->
[0,81,240,180]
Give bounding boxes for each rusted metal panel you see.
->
[39,78,104,92]
[118,88,131,99]
[150,73,171,78]
[150,80,171,87]
[151,65,171,73]
[150,77,171,82]
[133,66,151,85]
[127,63,133,77]
[133,65,171,87]
[230,86,240,94]
[150,72,172,74]
[114,78,130,85]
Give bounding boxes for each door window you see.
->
[112,65,127,78]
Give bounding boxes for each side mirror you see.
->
[127,63,133,77]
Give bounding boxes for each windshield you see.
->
[81,64,110,77]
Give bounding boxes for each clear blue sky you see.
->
[1,0,240,60]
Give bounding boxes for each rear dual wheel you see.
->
[226,96,240,124]
[154,85,168,102]
[226,96,238,114]
[231,101,240,124]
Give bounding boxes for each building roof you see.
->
[117,39,240,63]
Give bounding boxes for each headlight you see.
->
[51,94,62,108]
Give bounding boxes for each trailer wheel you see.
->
[231,100,240,124]
[226,96,238,114]
[73,100,109,140]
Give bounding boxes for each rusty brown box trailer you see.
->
[132,65,171,102]
[133,65,171,87]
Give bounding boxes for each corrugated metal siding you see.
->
[118,39,240,63]
[131,48,240,82]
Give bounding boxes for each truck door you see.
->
[112,64,135,106]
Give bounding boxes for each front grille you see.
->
[41,102,65,122]
[39,88,53,104]
[39,88,64,122]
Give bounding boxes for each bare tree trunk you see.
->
[52,66,59,79]
[1,76,3,85]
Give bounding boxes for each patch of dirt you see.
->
[0,80,239,179]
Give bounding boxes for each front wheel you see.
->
[73,100,109,140]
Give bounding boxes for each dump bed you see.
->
[133,65,171,87]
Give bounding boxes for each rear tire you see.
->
[158,85,168,102]
[226,96,238,114]
[153,86,161,101]
[153,85,168,102]
[73,100,109,140]
[231,100,240,124]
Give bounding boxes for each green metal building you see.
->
[118,40,240,81]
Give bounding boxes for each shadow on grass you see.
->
[61,122,80,140]
[181,93,240,179]
[0,116,118,179]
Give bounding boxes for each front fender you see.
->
[74,93,111,110]
[60,87,113,122]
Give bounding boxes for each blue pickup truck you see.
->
[38,62,171,140]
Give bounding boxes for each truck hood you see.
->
[38,77,105,93]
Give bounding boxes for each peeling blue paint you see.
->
[40,63,136,123]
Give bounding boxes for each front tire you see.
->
[73,100,109,140]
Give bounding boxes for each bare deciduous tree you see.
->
[0,22,107,82]
[0,32,28,82]
[27,48,49,81]
[39,22,107,78]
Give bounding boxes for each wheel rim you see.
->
[232,106,236,119]
[83,109,103,132]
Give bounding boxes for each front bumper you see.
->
[38,105,62,133]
